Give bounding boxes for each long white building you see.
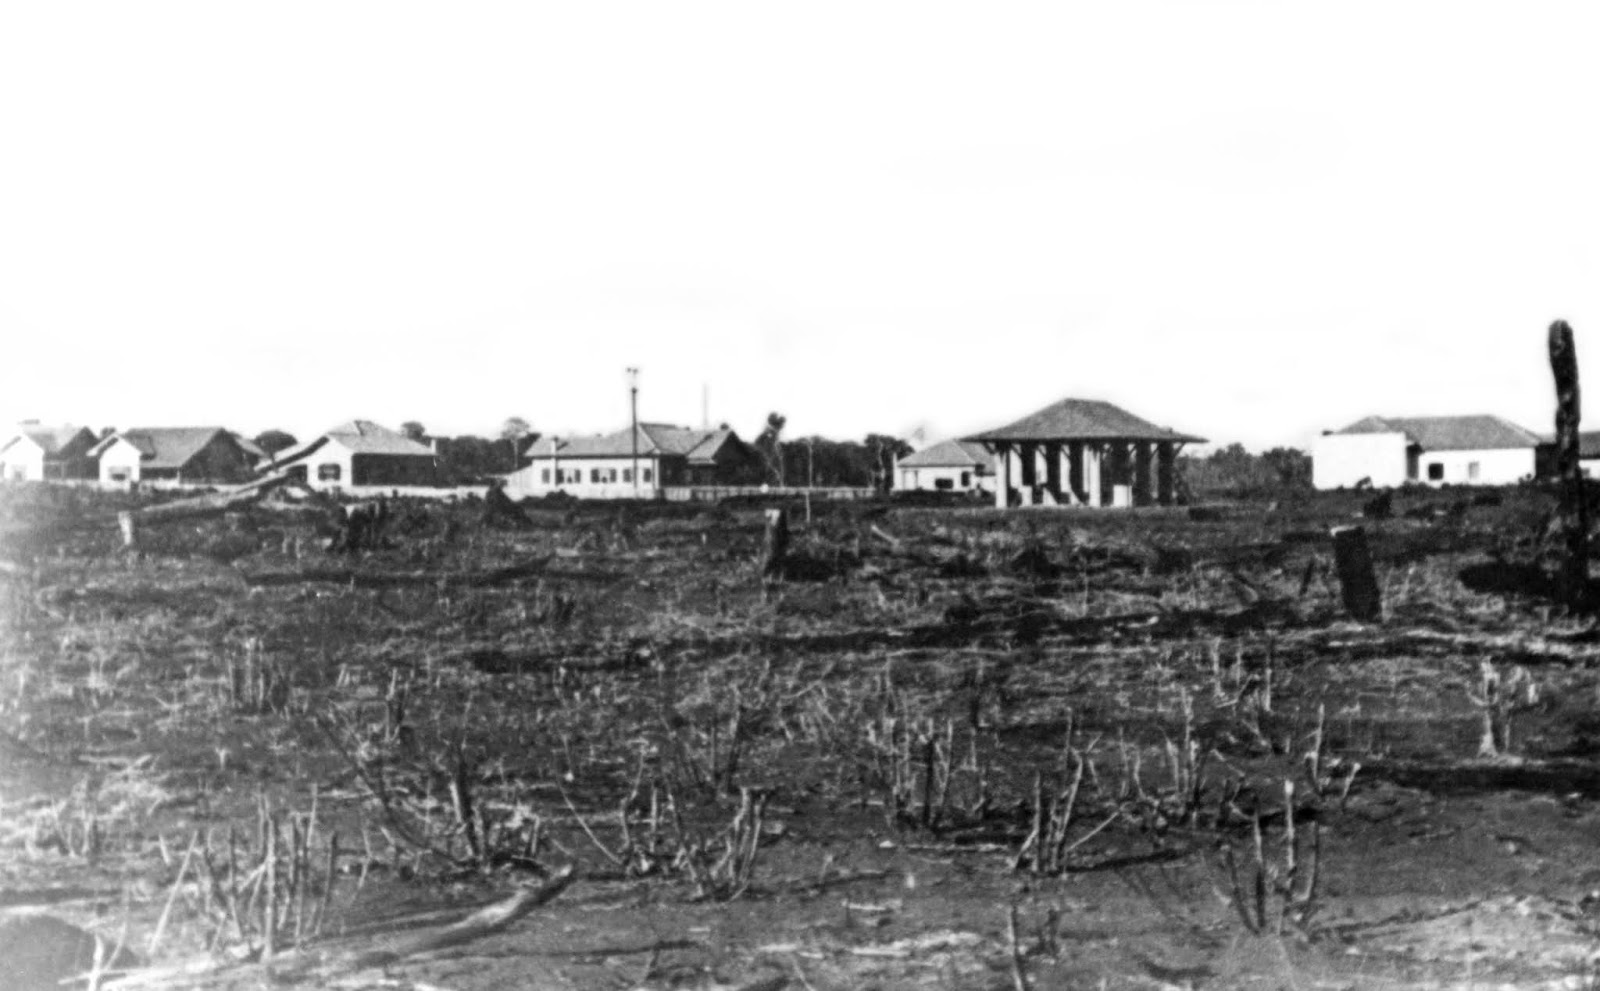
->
[1312,415,1540,489]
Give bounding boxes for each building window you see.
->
[642,468,653,483]
[960,471,971,487]
[1426,463,1444,481]
[318,463,342,482]
[108,468,130,483]
[541,468,551,484]
[935,477,954,491]
[607,468,618,483]
[623,469,632,483]
[1467,462,1481,481]
[590,468,601,484]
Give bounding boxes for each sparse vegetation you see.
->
[4,481,1600,989]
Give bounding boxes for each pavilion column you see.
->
[1083,443,1103,507]
[1133,442,1154,507]
[994,443,1011,509]
[1157,442,1176,505]
[1045,443,1063,502]
[1018,443,1037,486]
[1068,442,1085,503]
[1110,443,1134,507]
[1016,442,1035,505]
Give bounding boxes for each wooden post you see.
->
[1330,526,1382,621]
[1550,319,1589,609]
[1068,442,1085,503]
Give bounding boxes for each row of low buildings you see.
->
[6,398,1590,506]
[0,417,761,500]
[894,407,1600,498]
[0,420,440,493]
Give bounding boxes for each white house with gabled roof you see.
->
[1312,415,1541,489]
[893,440,994,494]
[90,427,261,488]
[265,420,438,493]
[0,423,98,482]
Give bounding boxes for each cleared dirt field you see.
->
[4,483,1600,990]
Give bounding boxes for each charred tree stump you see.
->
[1549,319,1589,609]
[760,507,789,585]
[482,484,529,528]
[1330,525,1382,621]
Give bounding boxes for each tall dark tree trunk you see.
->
[1550,320,1589,609]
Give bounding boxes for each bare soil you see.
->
[4,484,1600,990]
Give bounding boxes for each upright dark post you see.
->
[1330,525,1382,621]
[627,367,640,496]
[1550,320,1588,608]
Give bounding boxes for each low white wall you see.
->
[896,465,993,493]
[1312,432,1410,489]
[1416,448,1534,486]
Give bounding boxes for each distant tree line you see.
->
[1180,443,1311,498]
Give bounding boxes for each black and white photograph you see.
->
[5,3,1600,988]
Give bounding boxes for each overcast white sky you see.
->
[4,2,1599,452]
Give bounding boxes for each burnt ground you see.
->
[4,484,1600,990]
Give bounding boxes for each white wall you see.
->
[896,464,993,494]
[298,441,355,493]
[508,456,662,499]
[1416,448,1534,486]
[0,437,45,481]
[1312,432,1410,489]
[97,438,143,487]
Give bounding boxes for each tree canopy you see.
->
[253,430,298,455]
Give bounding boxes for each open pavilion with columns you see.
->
[966,398,1206,509]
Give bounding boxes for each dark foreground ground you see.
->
[4,483,1600,990]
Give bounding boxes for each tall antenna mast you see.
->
[627,367,640,496]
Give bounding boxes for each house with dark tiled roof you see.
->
[0,423,98,482]
[90,427,261,488]
[965,398,1206,508]
[267,421,438,492]
[893,440,994,495]
[507,423,757,499]
[1312,414,1541,489]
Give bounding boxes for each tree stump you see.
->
[1549,319,1589,609]
[1330,525,1382,621]
[760,507,789,583]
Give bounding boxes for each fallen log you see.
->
[314,865,577,974]
[106,866,577,989]
[117,473,302,547]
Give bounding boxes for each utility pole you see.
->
[627,367,640,496]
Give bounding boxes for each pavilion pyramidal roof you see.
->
[965,398,1205,445]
